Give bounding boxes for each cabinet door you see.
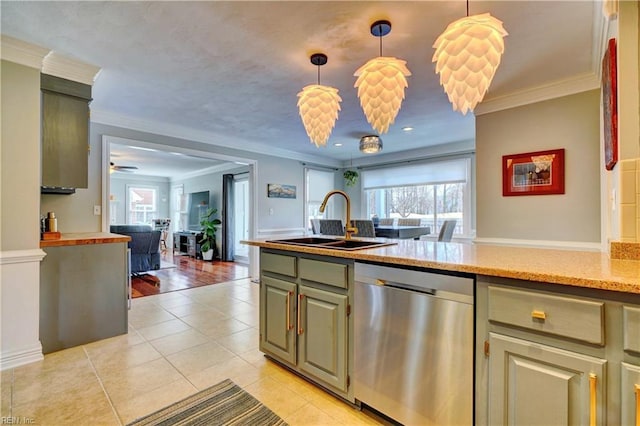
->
[260,276,296,365]
[621,362,640,426]
[489,333,606,426]
[298,284,348,392]
[41,91,89,188]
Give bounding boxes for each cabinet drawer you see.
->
[623,305,640,353]
[299,258,348,289]
[488,286,604,345]
[261,252,297,277]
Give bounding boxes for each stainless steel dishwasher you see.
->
[354,262,474,425]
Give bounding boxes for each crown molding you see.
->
[91,109,342,168]
[0,35,49,69]
[592,0,612,81]
[475,72,600,116]
[42,52,101,86]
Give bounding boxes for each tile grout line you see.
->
[82,345,124,426]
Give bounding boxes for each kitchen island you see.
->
[244,237,640,425]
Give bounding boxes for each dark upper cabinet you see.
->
[41,74,92,192]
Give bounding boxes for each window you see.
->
[362,157,472,237]
[305,168,336,230]
[127,185,158,225]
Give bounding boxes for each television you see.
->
[187,190,210,232]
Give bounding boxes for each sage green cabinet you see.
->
[488,332,606,425]
[41,74,91,190]
[298,284,348,391]
[622,305,640,425]
[260,276,296,364]
[259,249,353,400]
[621,362,640,425]
[477,277,640,426]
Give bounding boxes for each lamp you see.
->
[432,3,508,115]
[354,20,411,134]
[359,135,383,154]
[297,53,342,148]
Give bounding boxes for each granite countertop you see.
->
[40,232,131,248]
[243,238,640,295]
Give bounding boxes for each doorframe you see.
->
[101,135,258,274]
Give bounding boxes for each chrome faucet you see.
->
[319,190,358,240]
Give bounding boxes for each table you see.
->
[374,226,431,239]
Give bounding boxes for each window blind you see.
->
[362,158,470,189]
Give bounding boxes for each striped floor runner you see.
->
[127,379,287,426]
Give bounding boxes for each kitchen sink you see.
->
[267,236,396,251]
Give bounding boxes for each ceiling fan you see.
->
[110,162,138,173]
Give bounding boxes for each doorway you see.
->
[234,176,250,262]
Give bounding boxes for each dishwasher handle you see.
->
[376,279,436,296]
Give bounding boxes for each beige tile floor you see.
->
[0,278,384,425]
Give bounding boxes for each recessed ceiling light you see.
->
[334,143,343,147]
[170,152,184,156]
[402,126,414,132]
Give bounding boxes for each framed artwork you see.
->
[267,183,296,199]
[602,38,618,171]
[503,149,565,196]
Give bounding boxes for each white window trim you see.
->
[126,184,159,225]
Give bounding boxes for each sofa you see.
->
[110,225,161,274]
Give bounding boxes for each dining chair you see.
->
[398,218,421,226]
[319,219,344,236]
[438,219,457,242]
[353,220,376,237]
[378,218,394,226]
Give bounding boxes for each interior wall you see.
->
[1,60,41,250]
[476,89,601,244]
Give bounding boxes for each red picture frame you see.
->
[503,149,565,196]
[602,38,618,171]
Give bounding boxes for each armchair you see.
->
[110,225,161,274]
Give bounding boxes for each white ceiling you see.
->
[1,1,600,165]
[109,143,233,178]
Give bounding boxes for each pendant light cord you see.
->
[317,64,320,85]
[466,0,469,17]
[378,23,383,56]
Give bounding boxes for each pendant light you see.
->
[359,135,383,154]
[354,20,411,134]
[297,53,342,148]
[432,1,508,115]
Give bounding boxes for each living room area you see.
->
[107,138,253,297]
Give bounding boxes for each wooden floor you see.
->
[131,251,250,298]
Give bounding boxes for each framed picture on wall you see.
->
[602,37,618,171]
[503,149,565,196]
[267,183,296,199]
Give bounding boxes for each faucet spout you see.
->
[319,190,358,240]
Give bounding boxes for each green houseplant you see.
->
[343,170,359,187]
[199,207,222,261]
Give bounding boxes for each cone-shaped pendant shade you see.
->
[354,57,411,134]
[432,13,508,115]
[297,84,342,147]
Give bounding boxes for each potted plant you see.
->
[199,207,221,261]
[343,170,359,187]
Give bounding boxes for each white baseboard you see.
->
[473,237,602,252]
[0,343,43,371]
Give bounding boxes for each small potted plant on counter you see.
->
[199,207,222,261]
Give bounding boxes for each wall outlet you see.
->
[93,205,101,215]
